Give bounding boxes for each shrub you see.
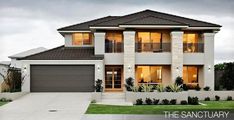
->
[91,100,96,103]
[155,84,164,92]
[153,99,159,105]
[162,99,169,105]
[95,79,103,92]
[175,76,183,86]
[145,98,152,105]
[170,99,177,105]
[165,86,172,92]
[0,98,12,102]
[125,77,134,91]
[141,84,154,92]
[136,98,143,105]
[131,86,139,92]
[195,85,201,91]
[182,84,189,91]
[215,95,220,101]
[188,96,199,105]
[180,100,188,105]
[227,96,232,101]
[0,98,7,102]
[168,84,182,92]
[204,97,210,101]
[203,86,210,91]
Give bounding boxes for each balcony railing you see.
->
[135,43,171,52]
[105,42,123,53]
[183,43,204,53]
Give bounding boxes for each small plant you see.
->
[204,97,210,101]
[145,98,152,105]
[227,96,232,101]
[215,95,220,101]
[203,86,210,91]
[125,77,134,91]
[170,99,177,105]
[155,84,164,92]
[188,96,199,105]
[153,99,159,105]
[175,76,183,86]
[0,98,7,102]
[165,86,172,92]
[168,84,183,92]
[136,98,143,105]
[0,98,12,102]
[162,99,169,105]
[182,84,189,91]
[95,79,103,92]
[130,86,139,92]
[141,84,154,92]
[180,100,188,105]
[195,85,201,91]
[91,100,96,103]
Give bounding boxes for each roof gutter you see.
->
[118,25,189,28]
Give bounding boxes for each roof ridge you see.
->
[57,16,119,31]
[19,45,64,60]
[121,15,186,25]
[147,10,221,27]
[92,10,151,26]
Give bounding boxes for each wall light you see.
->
[97,65,100,71]
[176,67,179,72]
[208,66,211,71]
[128,65,131,71]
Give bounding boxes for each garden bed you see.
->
[0,92,28,100]
[126,91,188,104]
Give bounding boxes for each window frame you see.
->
[183,66,199,84]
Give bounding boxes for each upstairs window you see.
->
[105,32,123,53]
[72,33,93,46]
[183,33,203,52]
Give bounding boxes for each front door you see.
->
[105,66,123,92]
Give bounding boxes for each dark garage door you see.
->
[30,65,94,92]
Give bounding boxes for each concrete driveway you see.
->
[0,93,91,120]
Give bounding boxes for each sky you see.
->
[0,0,233,64]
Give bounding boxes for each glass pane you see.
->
[72,33,83,45]
[151,32,161,43]
[188,66,198,83]
[138,32,150,43]
[105,32,123,53]
[83,33,92,45]
[105,71,112,88]
[114,68,122,88]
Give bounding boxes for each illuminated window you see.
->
[136,66,162,84]
[183,66,198,84]
[72,33,93,45]
[105,32,123,53]
[183,33,203,52]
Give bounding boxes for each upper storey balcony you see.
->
[183,33,204,53]
[135,31,171,53]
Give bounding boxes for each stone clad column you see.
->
[203,33,215,90]
[171,31,183,83]
[94,32,105,55]
[123,31,136,83]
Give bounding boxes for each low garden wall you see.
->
[0,92,28,100]
[126,91,188,104]
[188,90,234,100]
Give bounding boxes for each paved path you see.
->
[0,93,91,120]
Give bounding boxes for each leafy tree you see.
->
[221,62,234,90]
[0,66,22,92]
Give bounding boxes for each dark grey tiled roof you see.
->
[57,16,120,31]
[19,46,104,60]
[58,9,221,31]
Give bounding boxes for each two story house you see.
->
[19,10,221,92]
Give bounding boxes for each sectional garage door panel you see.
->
[30,65,94,92]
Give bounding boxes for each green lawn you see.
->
[86,101,234,114]
[0,101,8,106]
